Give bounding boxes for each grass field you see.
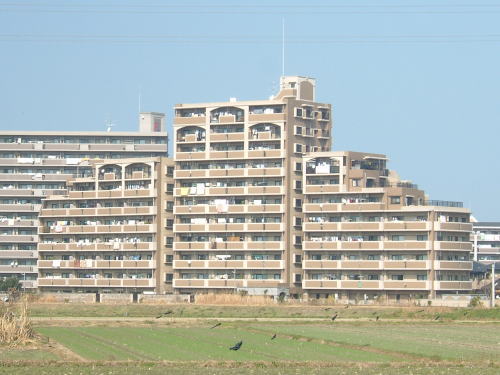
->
[1,304,499,374]
[9,303,500,321]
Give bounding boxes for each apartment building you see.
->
[301,151,473,302]
[0,113,168,289]
[472,222,500,263]
[37,157,174,294]
[172,76,332,296]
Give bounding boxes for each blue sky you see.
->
[0,1,499,220]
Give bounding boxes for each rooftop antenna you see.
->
[106,119,115,132]
[281,17,285,77]
[138,85,142,113]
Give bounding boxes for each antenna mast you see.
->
[281,17,285,77]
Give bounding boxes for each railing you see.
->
[425,200,464,208]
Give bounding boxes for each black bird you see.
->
[416,309,425,313]
[271,333,277,340]
[324,307,332,311]
[229,340,243,351]
[376,316,380,321]
[331,314,338,321]
[163,310,173,315]
[155,314,163,319]
[434,315,440,321]
[210,322,222,329]
[463,311,469,316]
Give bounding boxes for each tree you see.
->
[0,277,21,292]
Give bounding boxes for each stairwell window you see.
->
[390,196,401,204]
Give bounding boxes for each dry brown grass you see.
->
[0,297,35,346]
[194,293,276,306]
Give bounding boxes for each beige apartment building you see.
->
[37,157,174,294]
[301,151,472,302]
[172,77,332,296]
[0,113,168,289]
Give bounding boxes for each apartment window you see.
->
[367,274,380,280]
[165,255,173,263]
[295,108,303,117]
[390,196,401,204]
[391,235,405,241]
[294,198,302,209]
[294,143,303,153]
[348,255,359,260]
[294,254,302,263]
[391,255,403,260]
[348,274,361,280]
[295,162,302,172]
[294,180,302,190]
[166,184,174,193]
[416,254,427,260]
[367,255,380,260]
[294,235,302,246]
[327,254,340,260]
[295,126,303,135]
[294,217,302,227]
[252,274,264,280]
[417,235,428,241]
[181,254,192,260]
[166,219,174,229]
[165,273,173,282]
[294,273,302,283]
[166,166,174,177]
[311,254,322,261]
[417,274,427,281]
[391,275,404,281]
[166,201,174,212]
[352,179,361,187]
[273,273,281,280]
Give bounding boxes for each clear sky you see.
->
[0,1,499,220]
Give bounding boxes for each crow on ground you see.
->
[416,309,425,313]
[434,315,440,321]
[324,307,332,311]
[163,310,173,315]
[271,334,277,340]
[331,314,338,321]
[229,341,243,350]
[210,322,222,329]
[376,316,380,321]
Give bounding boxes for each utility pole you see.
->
[492,262,496,308]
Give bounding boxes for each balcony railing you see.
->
[425,200,464,208]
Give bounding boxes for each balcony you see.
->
[175,151,207,160]
[383,281,430,290]
[40,224,155,235]
[383,241,431,250]
[0,250,37,259]
[173,278,282,289]
[0,235,37,243]
[0,220,36,227]
[173,223,283,233]
[434,281,472,290]
[303,203,385,213]
[38,242,155,251]
[434,241,472,251]
[209,133,244,142]
[173,116,206,125]
[0,204,39,212]
[248,113,286,122]
[247,150,283,158]
[433,222,472,232]
[39,206,156,217]
[173,241,284,252]
[0,265,37,273]
[304,185,340,194]
[173,260,284,269]
[433,261,472,270]
[174,204,284,215]
[209,151,245,159]
[38,260,155,269]
[37,278,155,288]
[384,260,430,270]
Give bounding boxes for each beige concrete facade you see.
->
[172,76,332,296]
[0,114,167,289]
[301,151,472,302]
[37,157,172,293]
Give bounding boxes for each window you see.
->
[294,254,302,263]
[294,143,303,153]
[295,108,303,117]
[294,217,302,227]
[166,166,174,177]
[367,274,380,280]
[311,254,322,260]
[294,180,302,190]
[352,179,361,187]
[294,273,302,283]
[294,235,302,246]
[367,254,380,260]
[295,162,302,172]
[390,196,401,204]
[391,275,404,280]
[295,126,303,135]
[416,254,427,260]
[165,255,173,263]
[294,198,302,209]
[165,273,173,282]
[391,235,405,241]
[391,255,403,260]
[417,274,427,281]
[417,235,428,241]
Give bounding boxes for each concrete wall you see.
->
[37,293,96,303]
[99,293,133,304]
[138,294,190,304]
